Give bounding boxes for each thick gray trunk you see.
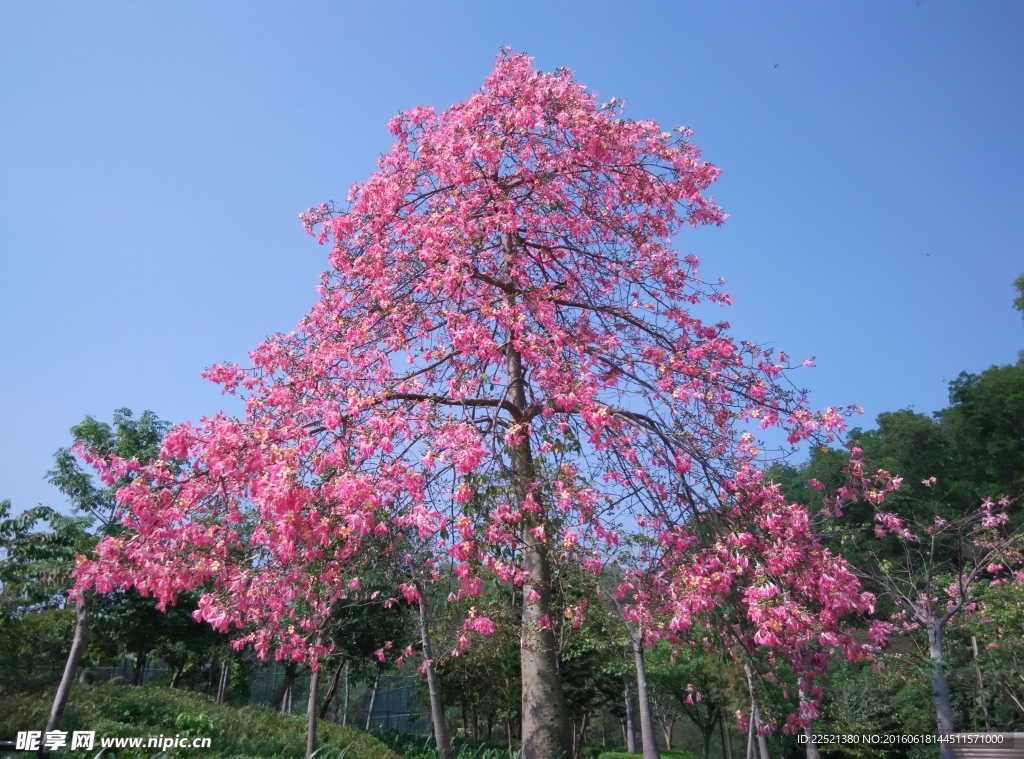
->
[306,664,319,759]
[928,623,956,759]
[624,678,637,754]
[743,657,770,759]
[46,599,88,734]
[632,640,659,759]
[417,584,452,759]
[501,297,569,759]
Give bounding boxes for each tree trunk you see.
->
[663,718,674,751]
[216,661,228,704]
[319,657,346,721]
[504,234,570,759]
[624,678,636,754]
[703,726,714,759]
[745,701,755,759]
[417,583,452,759]
[306,663,319,759]
[798,685,820,759]
[46,599,88,734]
[133,650,147,685]
[365,663,382,731]
[720,708,734,759]
[632,640,659,759]
[743,658,770,759]
[342,660,349,726]
[169,664,183,689]
[275,662,297,712]
[928,622,956,759]
[971,636,991,731]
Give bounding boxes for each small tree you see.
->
[836,460,1023,757]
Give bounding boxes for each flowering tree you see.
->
[834,460,1023,758]
[628,466,886,759]
[75,51,853,757]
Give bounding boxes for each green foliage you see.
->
[939,359,1024,499]
[597,752,698,759]
[373,729,521,759]
[47,408,170,529]
[0,500,93,615]
[0,683,400,758]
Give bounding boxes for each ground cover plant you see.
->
[0,683,399,758]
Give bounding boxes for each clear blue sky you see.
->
[2,2,1022,514]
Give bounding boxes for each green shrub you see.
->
[597,752,698,759]
[0,683,400,758]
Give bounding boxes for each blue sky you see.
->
[2,2,1022,513]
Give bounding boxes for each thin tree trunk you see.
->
[743,658,770,759]
[416,582,452,759]
[133,650,148,685]
[632,640,659,759]
[504,233,570,759]
[365,663,382,731]
[319,657,346,721]
[342,661,349,726]
[721,708,734,759]
[663,718,674,751]
[306,662,320,759]
[928,622,956,759]
[216,661,228,704]
[745,700,755,759]
[46,599,88,734]
[624,678,636,754]
[169,664,184,689]
[971,636,991,731]
[703,726,714,759]
[275,662,297,712]
[798,685,820,759]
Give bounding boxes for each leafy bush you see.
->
[0,683,399,758]
[372,729,522,759]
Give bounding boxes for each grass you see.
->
[0,683,401,758]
